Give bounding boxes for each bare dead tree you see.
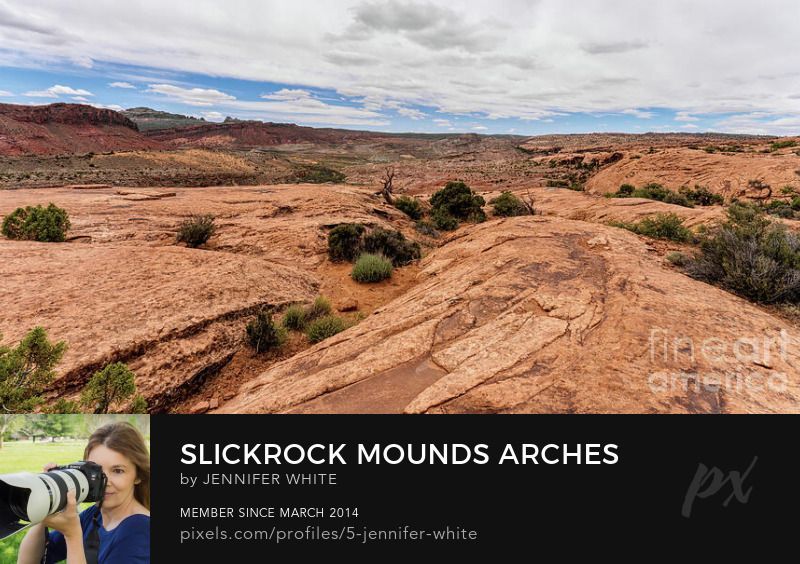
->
[380,167,395,205]
[521,189,537,215]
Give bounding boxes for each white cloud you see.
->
[472,125,488,130]
[714,112,800,135]
[89,102,124,111]
[433,118,451,127]
[1,0,799,128]
[71,96,90,102]
[675,111,699,122]
[260,88,313,101]
[0,90,13,97]
[397,106,426,120]
[621,109,654,119]
[146,84,235,106]
[678,123,699,129]
[24,84,94,98]
[200,111,225,121]
[148,83,388,126]
[109,81,136,89]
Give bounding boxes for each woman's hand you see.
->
[41,489,82,541]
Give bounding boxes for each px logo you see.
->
[682,456,757,518]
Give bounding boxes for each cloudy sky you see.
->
[0,0,798,135]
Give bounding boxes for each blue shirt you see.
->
[45,504,150,564]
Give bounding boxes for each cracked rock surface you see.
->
[220,216,800,414]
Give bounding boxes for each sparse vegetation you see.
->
[306,315,347,343]
[351,253,393,283]
[0,327,66,412]
[363,228,421,265]
[2,203,70,242]
[666,251,689,267]
[429,181,486,225]
[680,185,724,206]
[177,214,216,248]
[281,304,308,331]
[430,208,459,231]
[607,183,694,207]
[393,196,423,220]
[307,295,333,320]
[80,362,138,414]
[610,213,693,242]
[327,223,366,262]
[414,220,440,238]
[246,310,287,353]
[289,165,345,183]
[685,204,800,303]
[489,191,530,217]
[282,296,333,332]
[770,140,797,152]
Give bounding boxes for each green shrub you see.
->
[414,220,440,238]
[129,394,149,414]
[770,140,797,151]
[351,253,393,283]
[80,362,137,414]
[393,196,423,220]
[245,310,287,353]
[680,185,724,206]
[0,327,66,413]
[281,304,308,330]
[363,228,421,266]
[686,205,800,303]
[2,203,70,242]
[306,315,347,343]
[430,208,459,231]
[608,183,694,208]
[429,181,486,222]
[489,191,529,217]
[666,251,689,266]
[289,165,346,183]
[307,295,332,320]
[792,197,800,211]
[327,223,365,262]
[611,213,693,242]
[764,200,796,219]
[177,214,216,248]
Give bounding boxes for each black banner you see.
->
[151,415,798,558]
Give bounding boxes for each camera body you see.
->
[0,461,108,540]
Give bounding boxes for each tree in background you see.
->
[81,362,137,414]
[0,414,23,449]
[0,327,66,413]
[30,414,75,441]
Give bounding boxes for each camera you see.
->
[0,461,107,540]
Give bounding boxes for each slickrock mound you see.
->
[0,183,417,409]
[0,103,161,155]
[0,183,412,266]
[585,147,800,199]
[494,186,726,229]
[0,240,318,409]
[220,216,800,414]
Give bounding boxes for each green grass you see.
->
[0,441,86,563]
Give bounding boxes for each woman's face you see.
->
[87,444,139,511]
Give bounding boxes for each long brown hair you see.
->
[84,422,151,510]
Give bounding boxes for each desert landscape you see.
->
[1,102,799,414]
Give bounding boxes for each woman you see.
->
[17,422,150,564]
